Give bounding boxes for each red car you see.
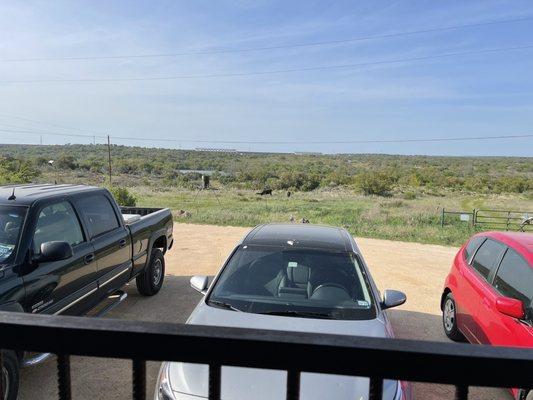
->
[441,231,533,399]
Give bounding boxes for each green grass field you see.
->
[132,187,532,246]
[3,144,530,246]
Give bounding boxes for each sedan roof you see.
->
[243,223,351,251]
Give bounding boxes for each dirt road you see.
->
[19,224,510,400]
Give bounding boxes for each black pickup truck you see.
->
[0,184,173,399]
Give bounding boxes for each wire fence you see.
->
[441,208,533,232]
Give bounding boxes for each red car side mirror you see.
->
[495,296,525,319]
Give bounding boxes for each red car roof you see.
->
[473,231,533,264]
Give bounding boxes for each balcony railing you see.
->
[0,311,532,400]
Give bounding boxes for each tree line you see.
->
[0,144,531,196]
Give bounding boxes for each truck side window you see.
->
[77,195,120,238]
[33,201,84,254]
[493,248,533,319]
[470,239,506,280]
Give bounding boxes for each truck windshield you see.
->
[0,206,27,263]
[208,245,376,320]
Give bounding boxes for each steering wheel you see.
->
[312,283,349,296]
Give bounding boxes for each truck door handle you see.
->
[119,239,127,248]
[84,254,95,265]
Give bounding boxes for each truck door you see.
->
[23,200,97,315]
[75,193,132,294]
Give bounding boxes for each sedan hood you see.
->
[166,301,399,400]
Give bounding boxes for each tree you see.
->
[355,171,394,196]
[108,186,137,206]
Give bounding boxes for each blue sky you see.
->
[0,0,532,155]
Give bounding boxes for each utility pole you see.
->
[107,134,112,185]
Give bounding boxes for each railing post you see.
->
[286,370,300,400]
[455,384,469,400]
[57,354,72,400]
[0,350,4,400]
[208,364,221,400]
[132,359,146,400]
[369,377,383,400]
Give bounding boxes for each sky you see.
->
[0,0,532,156]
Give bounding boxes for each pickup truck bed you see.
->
[121,206,174,278]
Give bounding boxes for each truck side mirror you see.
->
[37,241,73,263]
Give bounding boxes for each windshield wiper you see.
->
[257,310,335,319]
[209,300,243,312]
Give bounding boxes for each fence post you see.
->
[472,209,476,227]
[441,208,445,227]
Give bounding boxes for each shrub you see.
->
[0,157,39,184]
[108,186,137,206]
[56,153,78,170]
[355,171,394,196]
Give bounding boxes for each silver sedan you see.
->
[155,223,411,400]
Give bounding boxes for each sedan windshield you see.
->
[0,206,27,264]
[208,245,376,320]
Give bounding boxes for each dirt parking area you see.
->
[19,224,510,400]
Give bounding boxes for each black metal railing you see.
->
[0,311,532,400]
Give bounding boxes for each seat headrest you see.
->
[287,264,310,285]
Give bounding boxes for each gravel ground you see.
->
[19,224,511,400]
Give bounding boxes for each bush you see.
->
[355,171,394,196]
[108,186,137,206]
[56,153,78,170]
[0,157,39,184]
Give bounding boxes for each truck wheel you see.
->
[136,248,165,296]
[2,350,19,400]
[442,293,465,342]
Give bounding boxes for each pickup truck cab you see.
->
[0,184,173,400]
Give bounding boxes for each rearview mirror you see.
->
[190,275,208,295]
[38,241,73,263]
[381,289,407,310]
[496,296,525,319]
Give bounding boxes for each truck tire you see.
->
[136,248,165,296]
[2,350,19,400]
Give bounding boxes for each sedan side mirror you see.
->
[381,289,407,310]
[496,296,525,319]
[190,275,208,295]
[37,241,73,263]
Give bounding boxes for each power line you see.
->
[1,43,532,84]
[0,113,107,136]
[1,16,531,63]
[1,127,531,144]
[0,128,105,139]
[113,133,533,144]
